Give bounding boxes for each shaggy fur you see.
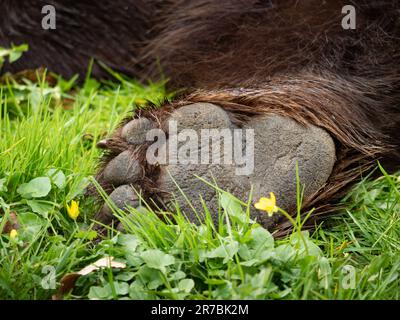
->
[0,0,159,78]
[1,0,399,234]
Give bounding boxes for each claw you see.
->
[96,139,109,149]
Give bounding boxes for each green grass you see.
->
[0,57,399,300]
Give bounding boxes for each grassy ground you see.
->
[0,52,399,300]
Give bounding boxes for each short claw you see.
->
[96,139,109,149]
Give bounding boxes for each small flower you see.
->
[254,192,278,217]
[10,229,18,240]
[66,200,80,221]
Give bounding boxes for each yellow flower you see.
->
[10,229,18,240]
[254,192,278,217]
[66,200,80,220]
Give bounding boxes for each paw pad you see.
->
[95,103,336,229]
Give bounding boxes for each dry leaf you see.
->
[77,257,126,276]
[57,256,126,298]
[0,68,57,86]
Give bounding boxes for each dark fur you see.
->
[1,0,399,233]
[0,0,161,78]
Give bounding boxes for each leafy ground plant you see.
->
[0,46,398,299]
[0,44,29,70]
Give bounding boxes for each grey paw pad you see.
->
[157,111,336,227]
[95,185,139,225]
[96,102,336,230]
[246,115,336,197]
[116,206,149,233]
[166,103,233,131]
[103,150,141,186]
[122,118,154,145]
[116,222,126,232]
[243,115,336,226]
